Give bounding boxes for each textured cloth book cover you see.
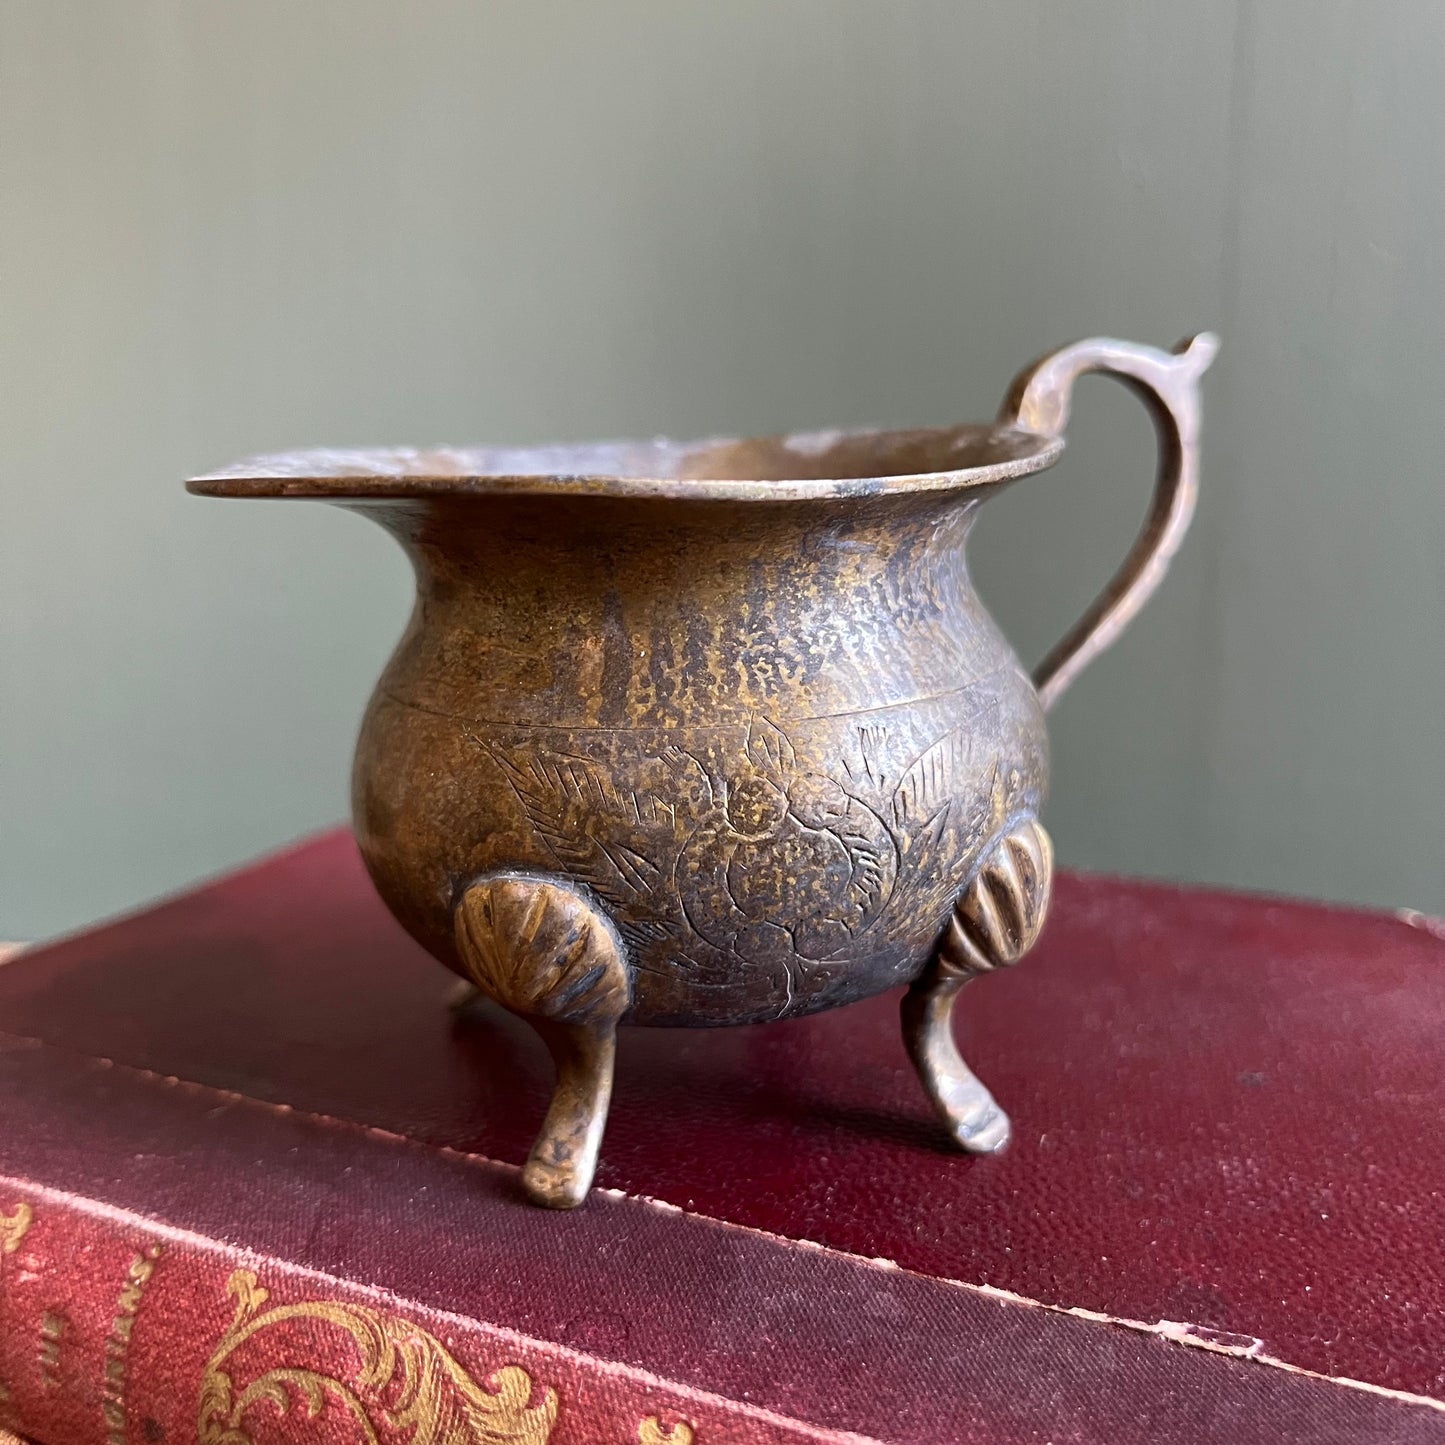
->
[0,830,1441,1443]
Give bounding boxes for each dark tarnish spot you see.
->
[680,595,713,700]
[597,590,632,727]
[647,623,680,727]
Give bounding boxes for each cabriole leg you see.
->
[903,816,1053,1155]
[902,966,1011,1152]
[523,1017,617,1209]
[452,871,632,1210]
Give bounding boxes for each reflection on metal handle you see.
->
[998,333,1219,713]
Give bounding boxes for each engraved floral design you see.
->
[674,719,897,963]
[483,701,1016,996]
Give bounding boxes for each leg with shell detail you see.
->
[902,816,1053,1154]
[453,871,632,1209]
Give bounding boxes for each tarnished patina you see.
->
[191,333,1217,1208]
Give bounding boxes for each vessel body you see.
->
[351,491,1047,1026]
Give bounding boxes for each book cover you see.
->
[0,830,1441,1443]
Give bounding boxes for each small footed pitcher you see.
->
[191,333,1218,1208]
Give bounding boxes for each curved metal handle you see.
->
[998,333,1219,712]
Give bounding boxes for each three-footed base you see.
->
[452,817,1053,1209]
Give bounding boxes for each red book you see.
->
[0,829,1442,1443]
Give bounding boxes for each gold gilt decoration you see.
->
[0,1205,29,1428]
[639,1419,694,1444]
[199,1269,557,1445]
[0,1205,32,1256]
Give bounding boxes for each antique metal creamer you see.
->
[191,334,1217,1208]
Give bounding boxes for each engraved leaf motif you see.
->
[744,716,795,780]
[841,826,893,919]
[855,723,889,791]
[500,752,657,926]
[884,805,963,940]
[483,740,708,946]
[485,748,615,883]
[892,727,970,832]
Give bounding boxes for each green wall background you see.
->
[3,1,1442,938]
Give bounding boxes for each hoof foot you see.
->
[521,1154,593,1211]
[447,979,481,1011]
[952,1098,1012,1154]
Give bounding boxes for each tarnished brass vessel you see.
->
[192,334,1217,1207]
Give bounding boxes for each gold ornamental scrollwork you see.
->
[199,1269,557,1445]
[0,1204,35,1427]
[639,1419,694,1444]
[0,1205,32,1256]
